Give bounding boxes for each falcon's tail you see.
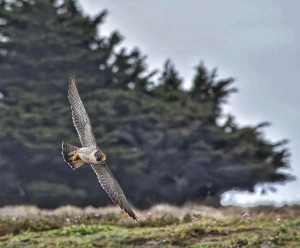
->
[62,142,84,170]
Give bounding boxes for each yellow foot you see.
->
[71,153,82,162]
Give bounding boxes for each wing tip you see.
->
[122,205,139,222]
[68,75,76,92]
[69,74,76,84]
[131,213,139,222]
[123,206,139,221]
[67,75,79,103]
[112,200,139,221]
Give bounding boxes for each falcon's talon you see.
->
[71,153,81,161]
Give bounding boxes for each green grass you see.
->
[0,204,299,247]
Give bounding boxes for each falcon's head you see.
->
[94,150,106,162]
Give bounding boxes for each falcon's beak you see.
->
[100,155,106,161]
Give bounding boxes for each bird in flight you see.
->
[62,77,138,221]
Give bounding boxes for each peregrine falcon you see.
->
[62,77,138,221]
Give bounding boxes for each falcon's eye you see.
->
[98,155,106,162]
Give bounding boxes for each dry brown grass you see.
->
[1,204,299,247]
[1,203,299,218]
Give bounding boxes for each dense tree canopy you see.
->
[0,0,293,208]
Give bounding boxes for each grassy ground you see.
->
[0,204,299,247]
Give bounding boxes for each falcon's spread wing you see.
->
[68,77,97,148]
[90,162,138,221]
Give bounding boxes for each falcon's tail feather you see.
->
[62,142,84,170]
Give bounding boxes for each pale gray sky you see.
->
[79,0,300,205]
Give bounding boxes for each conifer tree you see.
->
[191,63,237,118]
[0,0,152,206]
[158,60,182,100]
[0,0,292,208]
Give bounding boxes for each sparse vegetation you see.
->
[1,205,299,247]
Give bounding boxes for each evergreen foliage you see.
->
[0,0,293,208]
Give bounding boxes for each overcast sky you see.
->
[79,0,300,205]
